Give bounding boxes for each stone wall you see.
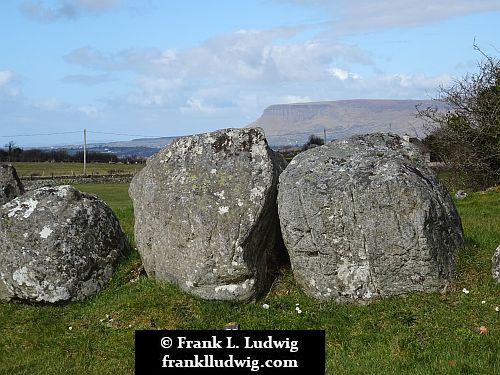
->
[21,173,134,189]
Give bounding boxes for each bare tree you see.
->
[302,134,325,151]
[417,43,500,189]
[4,141,22,163]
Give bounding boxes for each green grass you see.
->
[11,162,144,177]
[74,183,132,211]
[1,183,499,374]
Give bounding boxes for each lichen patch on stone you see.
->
[55,185,71,197]
[250,186,265,202]
[7,198,39,219]
[39,225,54,239]
[12,266,33,287]
[218,206,229,215]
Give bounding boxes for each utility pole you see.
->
[323,128,327,144]
[83,128,87,176]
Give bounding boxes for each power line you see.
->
[0,130,171,139]
[1,129,175,142]
[0,131,81,137]
[86,131,169,138]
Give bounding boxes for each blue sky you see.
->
[1,0,499,147]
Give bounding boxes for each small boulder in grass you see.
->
[0,185,130,303]
[492,245,500,283]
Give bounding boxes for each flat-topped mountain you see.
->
[248,99,440,146]
[33,100,443,155]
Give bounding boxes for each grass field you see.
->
[1,183,499,374]
[74,183,133,211]
[11,162,144,177]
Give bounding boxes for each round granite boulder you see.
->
[0,185,130,303]
[129,127,286,301]
[278,133,464,302]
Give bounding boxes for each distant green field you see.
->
[1,183,499,374]
[74,183,132,211]
[11,161,144,177]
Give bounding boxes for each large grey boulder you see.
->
[278,133,464,302]
[0,164,24,205]
[129,128,286,301]
[0,185,130,303]
[493,245,500,282]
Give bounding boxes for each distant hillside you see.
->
[85,136,178,158]
[247,99,442,146]
[88,136,177,149]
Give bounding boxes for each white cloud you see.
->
[78,0,121,11]
[126,77,182,107]
[65,46,110,68]
[328,67,360,81]
[65,28,373,83]
[163,27,309,82]
[63,27,376,114]
[34,98,67,111]
[151,49,177,65]
[62,73,113,85]
[332,72,453,100]
[128,92,165,107]
[138,77,180,92]
[279,95,312,104]
[268,41,371,81]
[58,18,460,124]
[180,99,216,114]
[0,70,14,86]
[0,70,23,101]
[281,0,500,34]
[385,73,452,89]
[20,0,126,21]
[78,105,98,116]
[61,28,453,116]
[329,67,348,81]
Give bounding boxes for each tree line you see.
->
[0,142,142,164]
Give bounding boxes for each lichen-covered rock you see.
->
[278,133,464,303]
[129,127,286,301]
[493,245,500,283]
[0,164,24,205]
[0,185,130,303]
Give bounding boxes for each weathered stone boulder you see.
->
[278,133,464,302]
[0,164,24,205]
[493,245,500,282]
[0,185,130,303]
[129,128,286,301]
